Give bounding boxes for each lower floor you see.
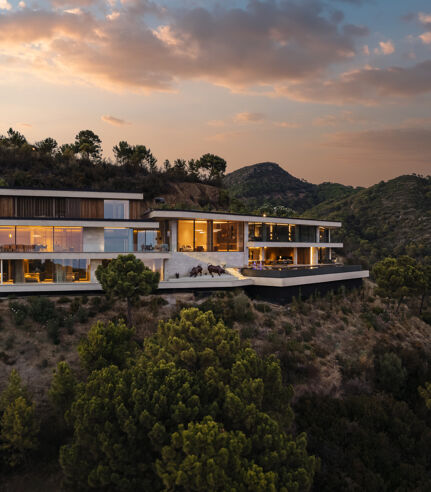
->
[248,246,334,266]
[0,246,362,293]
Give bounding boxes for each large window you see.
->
[104,228,133,252]
[2,259,90,284]
[177,220,243,252]
[177,220,194,252]
[194,221,209,252]
[248,223,296,242]
[16,226,53,252]
[105,228,165,252]
[213,221,243,252]
[54,227,83,252]
[0,226,15,251]
[104,200,129,219]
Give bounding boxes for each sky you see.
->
[0,0,431,186]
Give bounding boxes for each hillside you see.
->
[224,162,359,212]
[1,286,431,491]
[302,174,431,267]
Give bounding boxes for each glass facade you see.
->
[177,220,244,252]
[2,259,90,284]
[104,228,167,252]
[248,223,317,243]
[212,221,243,252]
[104,200,129,219]
[0,226,83,253]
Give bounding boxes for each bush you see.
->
[27,296,56,324]
[374,352,407,397]
[57,297,72,304]
[9,301,28,326]
[76,306,89,324]
[47,318,61,345]
[255,302,271,313]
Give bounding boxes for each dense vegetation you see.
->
[224,162,360,213]
[303,174,431,267]
[0,128,228,201]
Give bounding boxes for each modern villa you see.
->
[0,187,368,296]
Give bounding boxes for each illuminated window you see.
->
[0,227,15,252]
[213,221,243,252]
[194,221,208,252]
[16,227,53,252]
[177,220,195,252]
[3,259,90,284]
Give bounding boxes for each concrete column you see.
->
[170,220,178,252]
[293,248,298,265]
[328,229,331,243]
[243,222,249,266]
[1,260,3,285]
[316,227,320,243]
[311,247,318,265]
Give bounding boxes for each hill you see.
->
[224,162,359,212]
[302,174,431,267]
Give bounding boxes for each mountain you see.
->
[224,162,359,212]
[302,174,431,267]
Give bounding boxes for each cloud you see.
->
[101,115,131,126]
[277,60,431,104]
[0,0,11,10]
[321,126,431,179]
[0,0,368,92]
[324,127,431,163]
[206,120,225,127]
[18,122,32,128]
[374,40,395,55]
[234,112,266,123]
[274,121,301,128]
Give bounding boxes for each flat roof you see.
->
[144,209,341,227]
[0,187,143,200]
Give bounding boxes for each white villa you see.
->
[0,187,368,294]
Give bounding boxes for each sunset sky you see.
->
[0,0,430,186]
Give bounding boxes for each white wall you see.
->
[83,228,104,252]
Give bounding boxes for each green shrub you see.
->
[27,296,56,324]
[9,301,28,326]
[240,324,258,339]
[57,297,72,304]
[80,295,89,305]
[76,307,89,324]
[255,302,271,313]
[70,297,81,314]
[421,312,431,326]
[47,318,61,345]
[64,316,75,335]
[283,322,294,335]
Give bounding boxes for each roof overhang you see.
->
[0,188,143,200]
[145,210,341,228]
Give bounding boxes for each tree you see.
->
[5,128,27,148]
[373,256,426,311]
[95,254,160,327]
[0,370,39,468]
[113,141,157,172]
[78,319,136,372]
[156,416,277,491]
[113,140,133,166]
[374,352,407,398]
[35,137,58,156]
[419,382,431,410]
[74,130,102,161]
[60,309,316,491]
[419,263,431,315]
[49,362,77,422]
[254,203,296,218]
[197,153,226,183]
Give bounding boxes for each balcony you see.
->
[241,264,363,278]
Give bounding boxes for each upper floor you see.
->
[0,187,145,220]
